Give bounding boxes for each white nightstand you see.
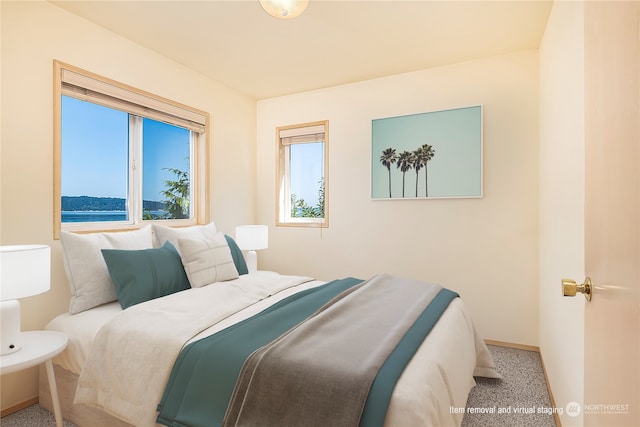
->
[0,331,68,427]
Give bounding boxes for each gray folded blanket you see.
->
[224,273,445,427]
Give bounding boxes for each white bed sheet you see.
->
[46,301,122,375]
[46,274,499,427]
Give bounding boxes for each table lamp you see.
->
[235,225,268,274]
[0,245,51,355]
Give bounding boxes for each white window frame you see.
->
[276,120,329,228]
[53,60,210,238]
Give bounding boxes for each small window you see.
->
[53,61,209,237]
[276,121,328,227]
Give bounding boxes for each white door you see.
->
[583,1,639,426]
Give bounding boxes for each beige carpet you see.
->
[462,345,557,427]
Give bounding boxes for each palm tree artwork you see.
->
[418,144,435,197]
[379,148,398,198]
[373,105,481,199]
[396,150,414,198]
[412,149,425,197]
[379,144,436,198]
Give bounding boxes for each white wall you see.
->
[257,50,540,346]
[0,0,256,410]
[539,1,585,426]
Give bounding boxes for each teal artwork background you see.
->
[371,106,482,199]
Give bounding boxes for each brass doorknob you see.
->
[562,277,592,301]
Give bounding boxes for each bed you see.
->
[39,223,499,427]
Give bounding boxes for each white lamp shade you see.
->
[0,245,51,301]
[235,225,268,251]
[259,0,309,19]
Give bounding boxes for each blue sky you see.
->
[62,96,190,202]
[289,142,324,207]
[141,118,190,201]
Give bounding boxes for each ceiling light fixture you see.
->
[259,0,309,20]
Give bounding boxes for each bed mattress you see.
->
[45,273,499,427]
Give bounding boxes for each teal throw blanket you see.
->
[156,277,458,427]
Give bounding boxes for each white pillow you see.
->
[153,222,217,250]
[178,233,239,287]
[60,226,155,314]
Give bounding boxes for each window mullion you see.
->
[130,115,143,224]
[188,131,196,219]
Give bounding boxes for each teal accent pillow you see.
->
[101,242,191,309]
[225,235,248,275]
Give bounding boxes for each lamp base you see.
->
[246,250,258,274]
[1,300,22,355]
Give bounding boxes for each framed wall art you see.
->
[371,105,482,199]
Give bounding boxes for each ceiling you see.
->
[49,0,553,100]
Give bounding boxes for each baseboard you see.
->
[0,396,38,417]
[484,339,540,352]
[484,339,562,427]
[538,350,563,427]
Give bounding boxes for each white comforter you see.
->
[62,274,498,427]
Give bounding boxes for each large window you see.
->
[54,61,209,237]
[276,121,328,227]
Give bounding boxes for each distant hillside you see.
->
[62,196,166,211]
